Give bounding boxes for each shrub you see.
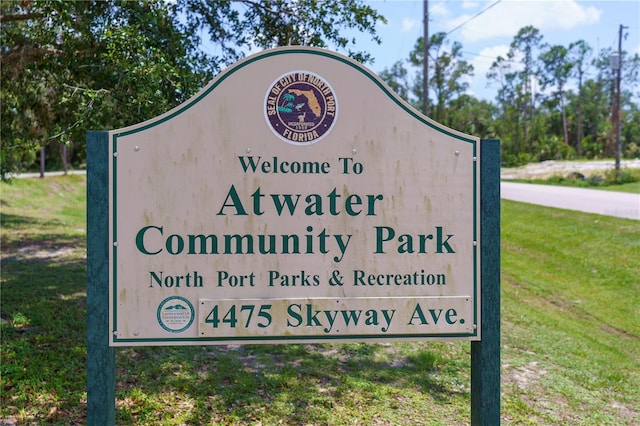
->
[534,135,575,161]
[580,135,604,159]
[501,150,532,167]
[624,142,640,159]
[604,168,640,185]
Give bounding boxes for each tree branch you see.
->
[0,12,43,23]
[1,45,98,67]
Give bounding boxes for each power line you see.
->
[446,0,502,36]
[460,50,500,60]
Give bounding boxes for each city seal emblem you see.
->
[265,71,337,145]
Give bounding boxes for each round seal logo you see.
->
[265,71,337,145]
[157,296,195,333]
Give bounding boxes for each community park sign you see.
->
[87,47,500,424]
[108,48,479,345]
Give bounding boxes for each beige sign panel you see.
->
[108,47,481,346]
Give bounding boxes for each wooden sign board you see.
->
[107,47,481,346]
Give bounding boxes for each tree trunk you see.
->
[61,143,69,174]
[39,146,45,178]
[576,75,583,157]
[560,90,569,146]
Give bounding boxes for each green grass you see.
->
[1,176,639,424]
[598,180,640,193]
[500,201,639,425]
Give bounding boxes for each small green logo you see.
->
[157,296,195,333]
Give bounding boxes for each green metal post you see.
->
[87,131,116,424]
[471,139,501,425]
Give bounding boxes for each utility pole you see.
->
[422,0,429,115]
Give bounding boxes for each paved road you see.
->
[501,182,640,220]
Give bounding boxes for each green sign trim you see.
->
[110,47,479,344]
[111,47,477,143]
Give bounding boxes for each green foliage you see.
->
[533,135,575,161]
[541,173,605,188]
[446,95,497,137]
[1,0,210,176]
[502,151,533,168]
[3,1,639,177]
[378,32,475,122]
[179,0,384,64]
[622,104,640,158]
[379,25,638,167]
[625,142,640,159]
[603,167,640,185]
[508,166,640,192]
[0,0,385,178]
[580,134,605,159]
[378,60,411,102]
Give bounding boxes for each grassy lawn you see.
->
[1,175,639,425]
[597,181,640,193]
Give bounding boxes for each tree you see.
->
[408,32,473,124]
[506,26,543,153]
[447,95,497,138]
[570,77,609,158]
[619,51,640,159]
[1,1,211,177]
[568,40,592,156]
[378,33,474,123]
[378,24,639,166]
[587,46,620,158]
[539,44,573,146]
[622,102,640,158]
[378,60,412,103]
[0,0,385,178]
[487,54,523,160]
[179,0,384,65]
[485,26,545,162]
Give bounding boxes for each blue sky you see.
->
[356,0,640,101]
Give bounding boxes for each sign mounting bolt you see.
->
[113,152,118,157]
[455,150,460,156]
[113,242,118,247]
[113,331,118,336]
[473,241,477,246]
[473,156,477,162]
[246,147,251,153]
[134,145,140,152]
[352,148,357,154]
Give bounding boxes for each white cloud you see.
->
[466,44,511,99]
[402,17,419,33]
[445,0,602,43]
[430,2,450,17]
[462,1,481,10]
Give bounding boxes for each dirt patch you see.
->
[503,361,547,390]
[15,245,77,260]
